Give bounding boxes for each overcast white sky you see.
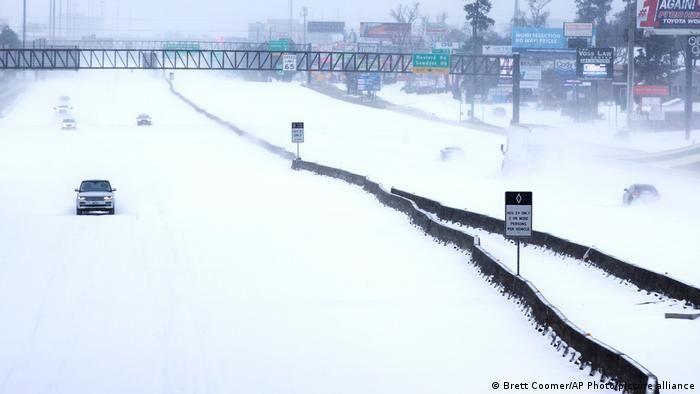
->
[1,0,627,38]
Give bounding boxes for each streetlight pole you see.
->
[301,6,307,45]
[626,0,635,131]
[22,0,27,47]
[289,0,293,40]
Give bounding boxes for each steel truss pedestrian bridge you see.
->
[0,48,517,76]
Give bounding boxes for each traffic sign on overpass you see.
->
[412,53,450,74]
[0,49,511,77]
[269,39,290,52]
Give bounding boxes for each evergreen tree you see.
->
[575,0,612,25]
[0,26,20,48]
[464,0,494,55]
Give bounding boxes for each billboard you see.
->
[360,22,411,39]
[425,23,448,34]
[564,22,593,37]
[521,65,542,80]
[307,21,345,33]
[633,85,670,96]
[555,59,576,77]
[512,28,566,49]
[576,48,614,79]
[483,45,512,55]
[637,0,700,30]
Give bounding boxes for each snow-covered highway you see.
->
[0,71,610,393]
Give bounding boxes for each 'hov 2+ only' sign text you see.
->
[291,122,304,143]
[505,192,532,238]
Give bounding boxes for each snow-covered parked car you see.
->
[75,179,116,215]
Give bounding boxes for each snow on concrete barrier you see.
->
[165,78,296,161]
[391,188,700,309]
[621,144,700,171]
[292,159,658,394]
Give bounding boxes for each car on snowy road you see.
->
[75,180,116,215]
[440,147,465,161]
[61,118,77,129]
[623,184,660,205]
[54,104,72,114]
[136,114,152,126]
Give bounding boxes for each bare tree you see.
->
[389,2,420,45]
[528,0,552,28]
[390,2,421,24]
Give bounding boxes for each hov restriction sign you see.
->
[505,192,532,238]
[291,122,304,143]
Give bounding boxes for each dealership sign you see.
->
[512,28,566,49]
[638,0,700,30]
[576,48,614,79]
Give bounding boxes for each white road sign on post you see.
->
[505,191,532,276]
[283,54,297,71]
[291,122,304,159]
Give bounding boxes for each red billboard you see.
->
[633,85,670,97]
[637,0,700,30]
[359,22,411,39]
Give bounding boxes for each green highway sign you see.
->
[269,39,290,52]
[163,42,200,51]
[431,48,451,55]
[412,53,450,74]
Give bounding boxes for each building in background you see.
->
[306,21,345,44]
[247,19,303,42]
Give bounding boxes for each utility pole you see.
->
[471,14,477,122]
[289,0,293,40]
[301,6,308,45]
[685,39,693,140]
[626,0,635,130]
[22,0,27,47]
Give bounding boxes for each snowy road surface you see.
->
[0,72,611,393]
[173,73,700,290]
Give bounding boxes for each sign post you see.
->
[505,192,532,276]
[291,122,304,159]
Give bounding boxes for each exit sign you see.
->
[412,53,450,74]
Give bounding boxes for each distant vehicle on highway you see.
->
[54,104,72,114]
[75,180,116,215]
[61,118,77,129]
[623,184,660,205]
[440,146,465,161]
[136,114,152,126]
